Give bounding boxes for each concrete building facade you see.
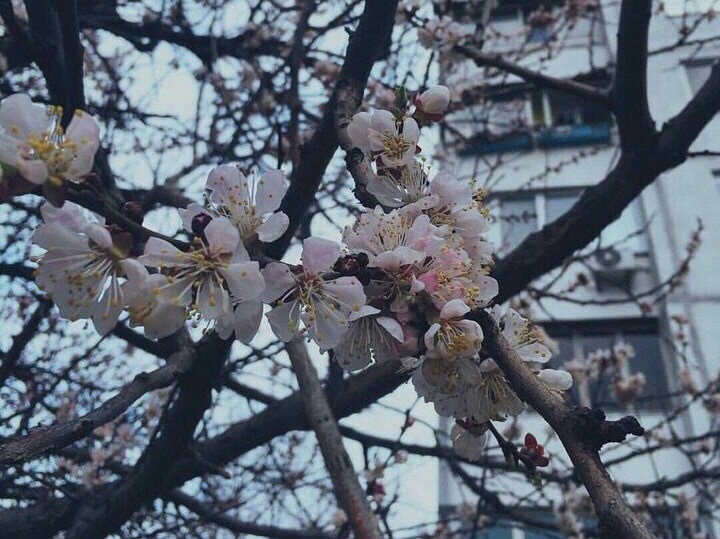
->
[438,1,720,536]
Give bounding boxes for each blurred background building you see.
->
[438,1,720,536]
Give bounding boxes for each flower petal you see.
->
[260,262,295,302]
[255,169,287,214]
[538,369,573,391]
[222,261,264,301]
[204,216,239,255]
[302,237,341,276]
[0,94,48,141]
[256,211,289,242]
[232,299,264,342]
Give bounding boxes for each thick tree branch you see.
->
[285,339,381,538]
[473,310,652,539]
[610,0,656,152]
[267,0,399,257]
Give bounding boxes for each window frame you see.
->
[542,318,675,413]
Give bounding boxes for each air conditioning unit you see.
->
[588,247,643,291]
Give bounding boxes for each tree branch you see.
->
[472,310,652,539]
[610,0,656,152]
[285,339,382,538]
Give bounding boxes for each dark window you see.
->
[544,320,671,412]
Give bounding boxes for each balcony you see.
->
[460,122,611,156]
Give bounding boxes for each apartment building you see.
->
[438,1,720,536]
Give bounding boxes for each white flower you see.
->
[32,202,141,335]
[333,306,405,371]
[424,299,483,360]
[366,160,431,208]
[463,359,526,421]
[411,356,483,417]
[262,237,366,349]
[343,208,444,271]
[0,94,99,186]
[347,110,419,168]
[451,423,488,461]
[415,85,451,116]
[124,265,186,340]
[138,216,265,327]
[180,164,289,243]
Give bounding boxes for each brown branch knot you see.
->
[572,407,645,452]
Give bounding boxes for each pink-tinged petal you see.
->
[266,300,301,342]
[233,299,264,342]
[207,164,249,205]
[377,316,404,342]
[178,203,211,233]
[17,158,48,184]
[260,262,295,302]
[538,369,573,391]
[0,132,22,166]
[156,275,195,307]
[417,86,451,115]
[256,211,289,242]
[301,237,341,275]
[222,261,264,300]
[255,169,287,214]
[370,109,396,135]
[40,202,88,231]
[440,299,470,320]
[307,305,348,350]
[334,331,373,371]
[366,174,404,207]
[429,171,472,207]
[473,276,499,306]
[139,237,184,267]
[424,323,441,352]
[516,342,552,364]
[145,304,186,339]
[347,111,372,151]
[347,305,380,322]
[196,277,231,319]
[119,258,148,286]
[486,305,504,324]
[204,216,239,255]
[401,117,420,144]
[322,276,366,315]
[374,246,423,271]
[65,144,96,180]
[0,94,48,140]
[86,224,113,250]
[92,297,123,336]
[502,309,527,344]
[32,224,87,251]
[65,110,100,151]
[215,314,235,340]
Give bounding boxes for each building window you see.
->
[685,59,716,94]
[461,87,611,155]
[493,190,647,255]
[545,319,671,412]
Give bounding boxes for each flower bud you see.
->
[415,85,451,117]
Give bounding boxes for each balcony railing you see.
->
[460,122,611,155]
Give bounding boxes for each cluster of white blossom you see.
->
[2,89,573,462]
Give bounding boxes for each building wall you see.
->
[440,1,720,535]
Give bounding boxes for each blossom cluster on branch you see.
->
[1,88,573,462]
